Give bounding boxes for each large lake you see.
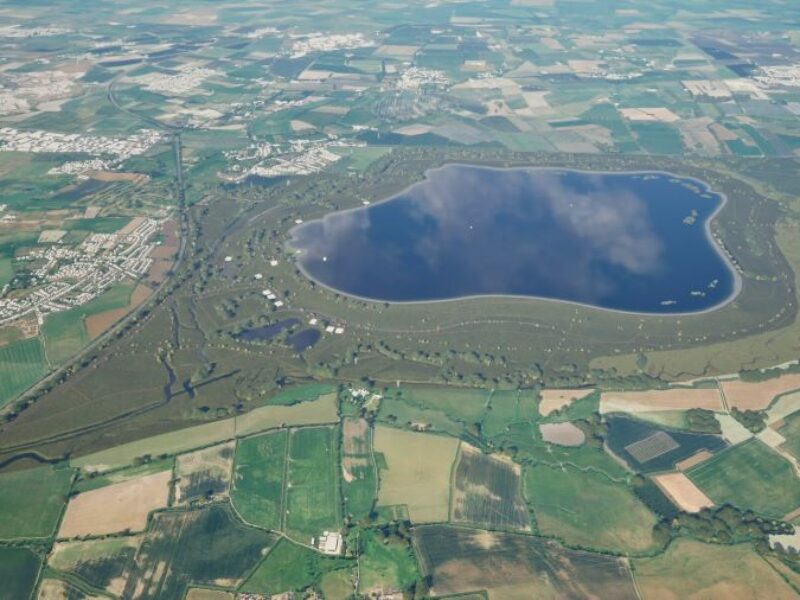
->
[289,165,738,313]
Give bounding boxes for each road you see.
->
[0,77,190,421]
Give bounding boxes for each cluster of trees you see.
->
[686,408,722,434]
[671,504,792,545]
[739,362,800,382]
[731,407,767,433]
[573,412,608,449]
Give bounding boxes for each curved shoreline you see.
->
[288,164,743,318]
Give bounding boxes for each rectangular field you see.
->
[625,431,680,463]
[415,525,638,599]
[231,430,287,531]
[0,464,73,539]
[58,469,171,538]
[286,426,341,541]
[600,387,723,414]
[653,472,714,513]
[341,418,377,521]
[686,439,800,518]
[373,426,459,523]
[450,444,529,531]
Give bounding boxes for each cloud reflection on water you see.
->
[290,165,730,312]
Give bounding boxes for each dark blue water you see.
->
[238,318,299,341]
[287,329,321,352]
[290,165,737,313]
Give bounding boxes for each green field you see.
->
[41,283,135,364]
[79,283,136,315]
[267,383,336,405]
[524,464,657,553]
[0,464,73,539]
[342,418,378,521]
[64,216,131,233]
[378,394,464,437]
[231,430,287,531]
[358,529,419,595]
[402,386,490,424]
[0,337,48,408]
[686,439,800,518]
[779,411,800,460]
[481,389,539,438]
[41,308,90,365]
[241,537,353,596]
[286,426,341,541]
[633,538,797,599]
[320,567,356,600]
[0,257,12,287]
[0,547,41,600]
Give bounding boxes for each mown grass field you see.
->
[232,430,287,531]
[0,337,48,408]
[686,439,800,518]
[374,426,459,523]
[286,426,341,541]
[524,464,657,553]
[0,464,73,539]
[633,538,797,600]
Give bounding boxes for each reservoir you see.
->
[290,165,737,314]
